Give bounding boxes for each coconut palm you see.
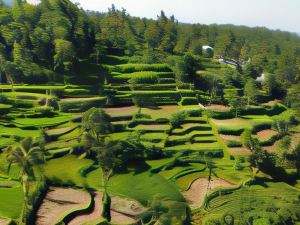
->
[5,136,45,223]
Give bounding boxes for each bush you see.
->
[128,72,159,85]
[0,94,9,104]
[59,97,107,113]
[113,63,172,73]
[179,97,198,106]
[34,106,54,117]
[226,140,242,147]
[170,111,187,128]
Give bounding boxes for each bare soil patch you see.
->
[110,211,137,225]
[135,124,170,131]
[205,104,230,111]
[68,192,103,225]
[182,178,233,209]
[264,142,278,153]
[111,196,146,216]
[36,188,90,225]
[256,129,278,140]
[291,133,300,148]
[110,195,145,224]
[112,121,129,125]
[227,147,251,156]
[104,106,137,117]
[0,218,9,225]
[46,126,77,136]
[220,134,240,141]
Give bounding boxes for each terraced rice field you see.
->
[203,182,300,224]
[36,188,91,225]
[183,178,233,209]
[68,192,103,225]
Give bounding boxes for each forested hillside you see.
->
[0,0,300,88]
[1,1,300,225]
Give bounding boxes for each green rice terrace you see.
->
[1,0,300,224]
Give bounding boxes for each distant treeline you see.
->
[0,0,299,87]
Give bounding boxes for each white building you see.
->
[202,45,214,51]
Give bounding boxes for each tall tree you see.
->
[5,136,45,223]
[244,78,258,105]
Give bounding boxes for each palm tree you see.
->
[5,136,45,223]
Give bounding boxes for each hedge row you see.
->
[131,84,177,91]
[172,125,212,135]
[179,97,198,106]
[64,76,100,85]
[218,122,272,135]
[241,103,286,116]
[128,118,169,128]
[113,63,172,73]
[159,78,176,84]
[59,97,107,113]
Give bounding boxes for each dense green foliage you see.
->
[0,1,300,225]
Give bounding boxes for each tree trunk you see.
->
[101,170,111,221]
[21,174,29,224]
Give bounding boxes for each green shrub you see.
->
[59,97,107,113]
[113,64,172,73]
[34,106,54,117]
[179,97,198,106]
[226,140,242,147]
[64,89,91,96]
[0,94,9,104]
[128,72,159,85]
[170,111,187,128]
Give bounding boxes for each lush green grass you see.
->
[0,126,41,138]
[159,163,206,180]
[44,155,95,186]
[211,158,252,184]
[108,168,188,221]
[0,185,23,219]
[141,132,168,141]
[213,117,272,134]
[112,63,171,73]
[164,142,222,151]
[11,114,74,128]
[203,181,300,224]
[175,171,209,191]
[0,104,13,109]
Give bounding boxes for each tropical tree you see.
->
[276,136,291,167]
[244,79,258,105]
[229,96,246,117]
[5,136,45,223]
[81,108,114,220]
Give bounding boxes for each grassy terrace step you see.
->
[141,132,168,143]
[112,63,172,73]
[172,124,212,135]
[164,143,223,156]
[0,126,41,138]
[59,97,107,113]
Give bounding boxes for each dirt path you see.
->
[36,188,90,225]
[0,218,9,225]
[182,178,233,209]
[68,192,103,225]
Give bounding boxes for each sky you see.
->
[3,0,300,33]
[71,0,300,33]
